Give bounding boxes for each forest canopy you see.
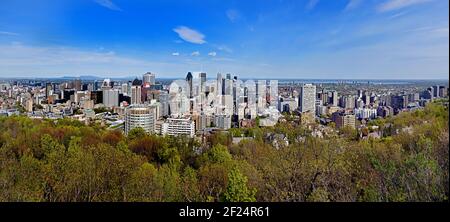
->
[0,101,448,202]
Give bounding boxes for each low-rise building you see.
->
[161,118,195,137]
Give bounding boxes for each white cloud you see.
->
[226,9,241,22]
[389,11,408,19]
[378,0,432,12]
[215,45,233,53]
[306,0,320,10]
[173,26,206,44]
[94,0,122,11]
[172,52,180,56]
[191,51,200,56]
[0,31,20,36]
[345,0,363,11]
[208,52,217,57]
[406,26,449,38]
[0,43,188,77]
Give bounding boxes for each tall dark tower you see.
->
[186,72,193,99]
[186,72,194,114]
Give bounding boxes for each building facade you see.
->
[125,105,156,135]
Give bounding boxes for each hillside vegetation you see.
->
[0,101,448,202]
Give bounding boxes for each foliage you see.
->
[0,101,448,202]
[223,167,256,202]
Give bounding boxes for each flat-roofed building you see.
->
[331,111,356,129]
[161,118,195,137]
[125,104,156,135]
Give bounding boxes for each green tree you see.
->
[127,127,147,140]
[223,167,256,202]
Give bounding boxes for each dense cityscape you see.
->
[0,0,448,210]
[0,73,448,141]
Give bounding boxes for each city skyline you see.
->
[0,0,449,79]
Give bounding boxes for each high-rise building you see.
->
[214,115,232,130]
[143,72,156,87]
[377,106,394,118]
[200,72,206,91]
[391,95,407,110]
[193,114,207,131]
[125,105,156,135]
[131,78,142,104]
[159,90,170,117]
[432,85,439,98]
[439,86,447,98]
[73,79,82,91]
[103,89,119,108]
[299,84,316,114]
[121,83,128,95]
[340,95,356,109]
[329,91,338,107]
[90,90,103,104]
[224,78,233,96]
[354,107,377,119]
[256,80,267,112]
[408,93,420,102]
[318,90,328,105]
[269,80,278,109]
[244,80,257,119]
[45,82,53,100]
[25,99,33,112]
[186,72,193,95]
[101,79,112,90]
[216,73,223,96]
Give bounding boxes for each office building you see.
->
[214,115,232,130]
[329,91,338,107]
[432,86,439,98]
[299,84,316,114]
[269,80,278,109]
[143,72,156,86]
[125,105,156,135]
[131,78,142,104]
[161,118,195,137]
[103,89,119,108]
[256,80,267,112]
[331,111,356,129]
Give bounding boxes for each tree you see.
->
[223,167,256,202]
[127,127,147,141]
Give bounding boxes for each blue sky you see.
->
[0,0,448,79]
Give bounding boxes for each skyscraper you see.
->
[73,79,82,91]
[101,79,112,90]
[269,80,278,109]
[216,73,223,96]
[131,78,142,104]
[244,80,257,119]
[299,84,316,114]
[159,90,170,117]
[200,72,206,89]
[256,80,267,113]
[103,89,119,108]
[45,82,53,99]
[329,91,338,106]
[186,72,193,98]
[121,83,128,95]
[143,72,156,86]
[432,85,439,98]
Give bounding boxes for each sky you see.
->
[0,0,448,79]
